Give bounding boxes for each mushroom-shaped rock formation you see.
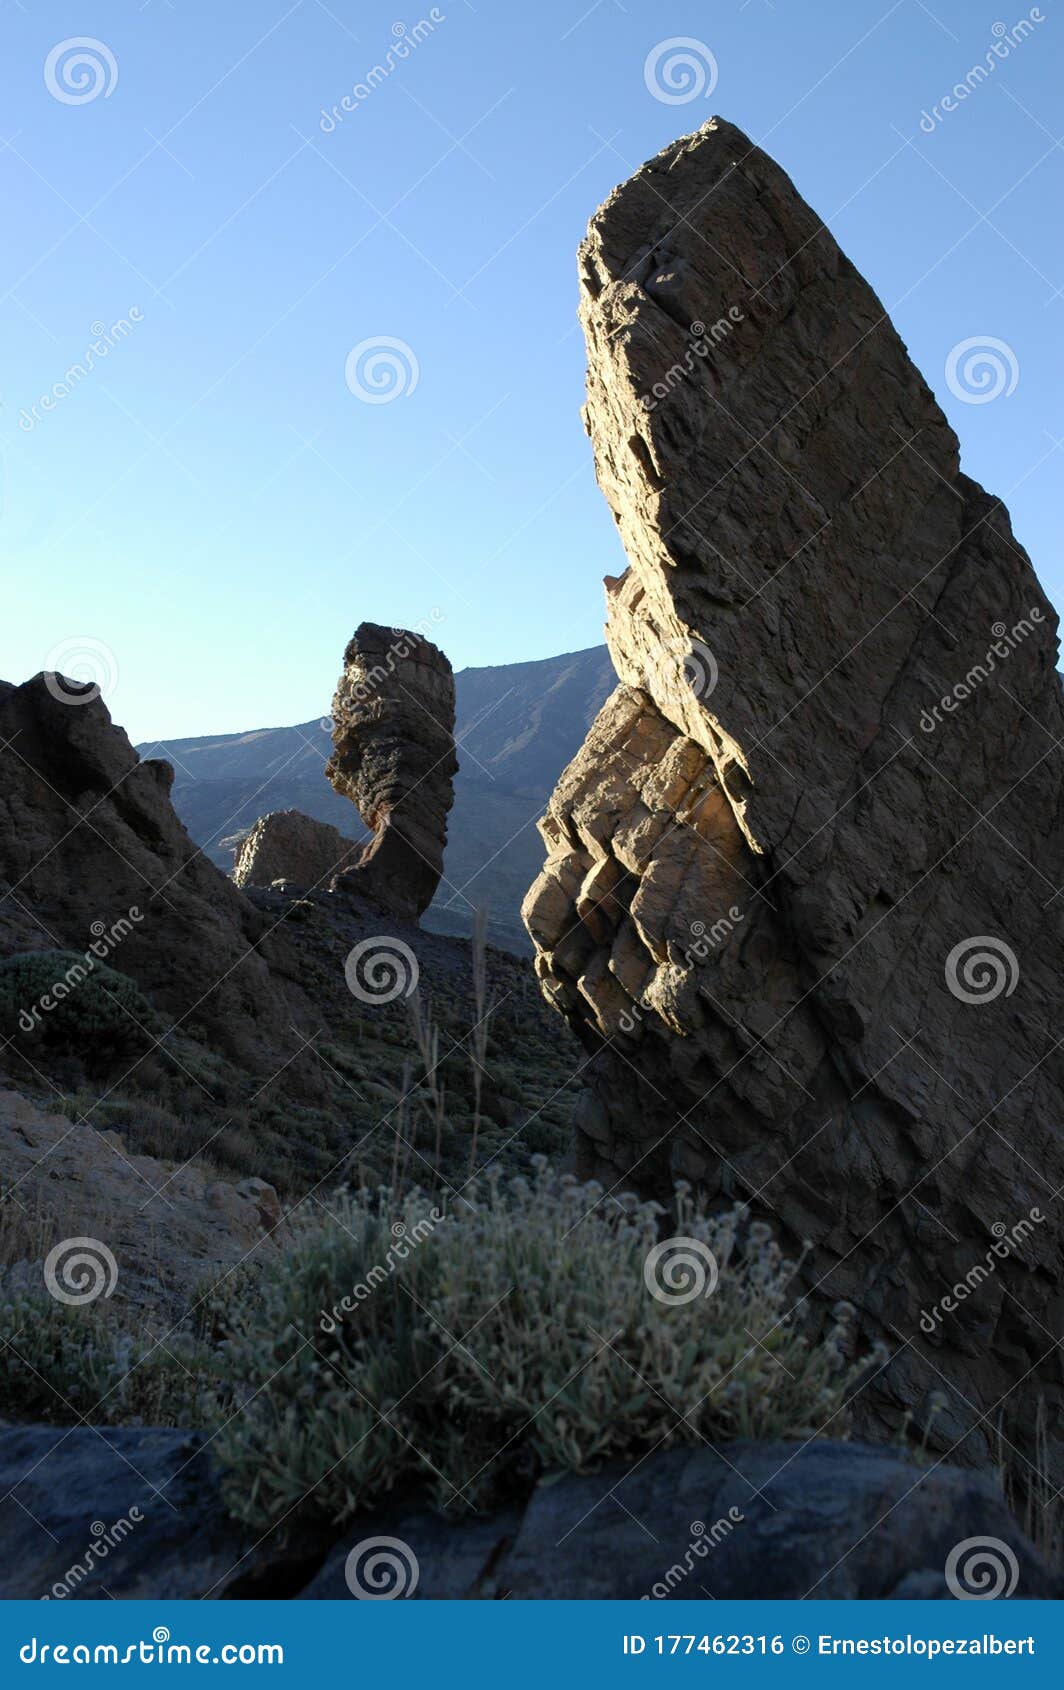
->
[326,623,457,920]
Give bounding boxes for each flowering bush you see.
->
[212,1165,884,1530]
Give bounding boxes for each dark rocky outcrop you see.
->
[0,1427,313,1600]
[523,120,1064,1473]
[0,674,312,1076]
[1,1429,1055,1600]
[326,624,457,920]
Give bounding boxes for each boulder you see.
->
[301,1441,1058,1600]
[326,624,457,919]
[523,119,1064,1473]
[232,809,359,892]
[1,1429,1054,1600]
[0,1427,313,1599]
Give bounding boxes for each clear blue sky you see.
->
[2,0,1060,740]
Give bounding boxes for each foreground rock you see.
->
[0,675,312,1077]
[523,119,1064,1471]
[4,1429,1052,1598]
[232,809,359,892]
[326,623,457,919]
[0,1428,314,1600]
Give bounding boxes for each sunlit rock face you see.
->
[327,623,457,920]
[232,810,359,892]
[524,118,1064,1470]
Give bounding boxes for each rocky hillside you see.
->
[139,646,613,954]
[0,664,582,1207]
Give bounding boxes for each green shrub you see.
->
[0,951,159,1071]
[212,1165,883,1531]
[0,1291,221,1427]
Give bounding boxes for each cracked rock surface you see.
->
[523,119,1064,1473]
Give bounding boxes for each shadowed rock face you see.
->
[326,623,457,920]
[0,674,311,1077]
[524,119,1064,1470]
